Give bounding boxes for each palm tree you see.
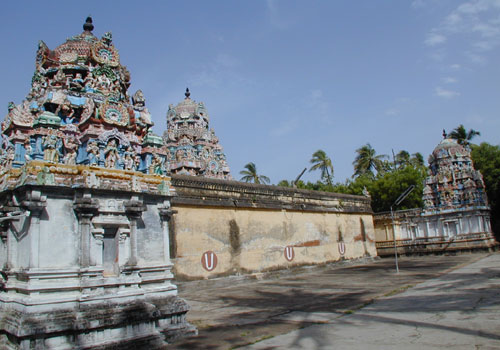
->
[395,150,411,168]
[352,143,387,178]
[309,150,334,185]
[411,152,425,167]
[448,124,481,147]
[239,162,270,184]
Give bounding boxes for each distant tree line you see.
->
[239,125,500,236]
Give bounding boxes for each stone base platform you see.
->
[0,295,196,349]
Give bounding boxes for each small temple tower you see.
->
[0,18,195,349]
[373,131,496,255]
[164,89,231,179]
[423,132,488,211]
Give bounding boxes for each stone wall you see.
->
[169,175,377,280]
[0,163,195,349]
[373,207,497,256]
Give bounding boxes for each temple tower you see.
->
[0,18,195,349]
[164,89,231,179]
[423,132,488,211]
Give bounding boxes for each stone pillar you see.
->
[159,202,177,262]
[73,194,99,268]
[124,197,146,266]
[21,190,47,269]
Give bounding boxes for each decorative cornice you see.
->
[170,174,372,214]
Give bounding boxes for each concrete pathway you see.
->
[242,253,500,349]
[170,253,496,349]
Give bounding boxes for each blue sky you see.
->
[1,1,499,183]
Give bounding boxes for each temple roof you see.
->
[431,138,468,160]
[167,88,209,123]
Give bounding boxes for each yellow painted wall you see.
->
[172,205,377,279]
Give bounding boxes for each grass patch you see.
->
[384,284,414,297]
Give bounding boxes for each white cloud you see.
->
[425,33,447,46]
[270,117,299,137]
[385,108,399,116]
[411,0,426,9]
[450,63,461,69]
[474,40,496,50]
[465,51,486,63]
[435,86,460,98]
[424,0,500,64]
[187,53,245,88]
[384,97,413,117]
[428,49,446,61]
[266,0,296,30]
[442,76,458,83]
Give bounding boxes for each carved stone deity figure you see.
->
[57,100,75,125]
[362,186,371,198]
[132,90,152,125]
[148,154,165,175]
[53,68,67,87]
[70,73,84,91]
[132,90,145,108]
[63,137,79,165]
[134,155,142,171]
[43,135,60,163]
[84,71,96,93]
[104,139,119,169]
[3,146,15,169]
[86,140,99,166]
[24,141,32,162]
[123,146,135,171]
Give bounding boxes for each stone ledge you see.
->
[171,174,372,214]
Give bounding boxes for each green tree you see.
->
[395,150,411,168]
[471,142,500,239]
[411,152,425,167]
[448,124,481,147]
[239,162,270,184]
[309,149,334,185]
[352,143,387,178]
[368,165,426,212]
[277,180,291,187]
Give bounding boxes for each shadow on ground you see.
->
[168,253,491,349]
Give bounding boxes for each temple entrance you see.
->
[102,228,119,276]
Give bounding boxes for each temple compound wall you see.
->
[373,136,497,256]
[373,208,495,256]
[169,175,377,280]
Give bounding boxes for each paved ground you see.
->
[169,252,499,349]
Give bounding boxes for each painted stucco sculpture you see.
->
[164,89,231,179]
[0,17,195,349]
[423,132,488,211]
[1,16,167,175]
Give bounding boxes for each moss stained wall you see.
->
[170,175,377,280]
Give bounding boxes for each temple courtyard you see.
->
[170,252,500,349]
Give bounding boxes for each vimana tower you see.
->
[0,17,196,349]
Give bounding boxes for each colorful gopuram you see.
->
[373,132,496,255]
[0,18,195,349]
[422,131,488,211]
[1,17,168,174]
[164,89,231,179]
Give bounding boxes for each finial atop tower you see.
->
[185,88,191,99]
[83,16,94,32]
